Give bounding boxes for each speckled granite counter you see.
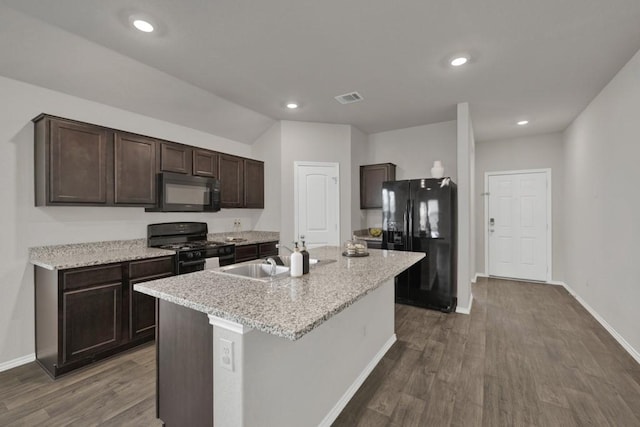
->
[29,230,279,271]
[134,246,423,340]
[353,229,382,242]
[29,239,175,270]
[207,230,279,245]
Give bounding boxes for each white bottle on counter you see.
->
[290,242,303,277]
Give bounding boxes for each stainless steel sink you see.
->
[269,256,336,267]
[212,256,336,282]
[215,262,289,281]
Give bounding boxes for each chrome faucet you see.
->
[265,257,277,276]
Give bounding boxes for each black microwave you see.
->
[146,172,221,212]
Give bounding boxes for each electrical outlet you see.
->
[220,338,234,371]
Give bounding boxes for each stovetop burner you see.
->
[147,222,236,273]
[158,240,227,251]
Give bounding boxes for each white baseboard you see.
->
[0,353,35,372]
[472,273,489,283]
[560,282,640,365]
[456,293,473,315]
[547,280,566,286]
[319,334,397,427]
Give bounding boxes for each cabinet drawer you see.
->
[62,264,123,291]
[235,244,258,262]
[130,256,175,280]
[258,242,278,257]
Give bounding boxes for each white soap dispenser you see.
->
[290,242,303,277]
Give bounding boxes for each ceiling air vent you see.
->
[334,91,363,104]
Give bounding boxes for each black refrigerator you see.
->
[382,178,457,312]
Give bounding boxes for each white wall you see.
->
[279,121,353,246]
[456,103,474,312]
[362,121,457,227]
[350,127,368,233]
[475,132,565,280]
[0,75,262,367]
[563,48,640,357]
[252,122,282,232]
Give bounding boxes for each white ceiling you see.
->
[2,0,640,143]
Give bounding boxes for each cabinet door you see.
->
[160,142,191,174]
[360,163,396,209]
[258,241,278,258]
[62,282,123,364]
[193,149,219,178]
[235,244,258,262]
[244,159,264,209]
[129,257,175,341]
[219,154,244,208]
[114,133,157,205]
[48,119,109,204]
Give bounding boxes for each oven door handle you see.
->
[179,259,206,267]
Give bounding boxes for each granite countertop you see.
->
[207,231,279,246]
[353,229,382,242]
[29,239,175,270]
[358,235,382,242]
[29,230,280,270]
[134,246,424,340]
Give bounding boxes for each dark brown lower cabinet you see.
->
[129,257,175,340]
[62,282,123,365]
[234,241,279,262]
[35,256,174,378]
[258,241,278,258]
[234,244,259,262]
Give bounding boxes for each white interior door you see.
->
[487,170,550,281]
[295,162,340,248]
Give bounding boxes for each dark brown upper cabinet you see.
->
[192,149,219,178]
[360,163,396,209]
[34,114,264,210]
[219,154,244,208]
[34,115,111,205]
[160,142,192,174]
[114,132,157,206]
[244,159,264,209]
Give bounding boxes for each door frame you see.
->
[484,168,552,282]
[293,161,341,246]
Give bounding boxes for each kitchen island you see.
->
[135,246,424,427]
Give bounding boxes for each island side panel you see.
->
[157,299,213,427]
[35,266,59,377]
[212,278,396,427]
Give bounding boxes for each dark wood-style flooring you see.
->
[1,278,639,426]
[333,278,640,426]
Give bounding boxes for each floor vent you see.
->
[334,91,363,104]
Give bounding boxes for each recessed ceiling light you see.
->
[133,19,154,33]
[286,103,299,109]
[450,56,469,67]
[517,120,529,126]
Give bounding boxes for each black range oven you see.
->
[147,222,235,274]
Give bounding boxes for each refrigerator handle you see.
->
[406,199,413,251]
